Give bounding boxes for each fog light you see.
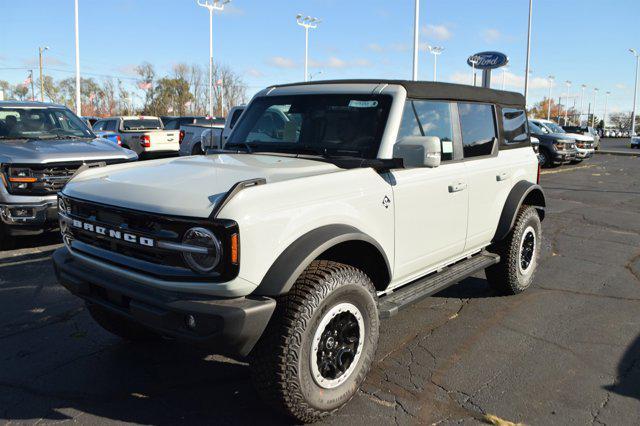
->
[10,208,33,218]
[185,315,197,330]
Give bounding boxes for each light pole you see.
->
[592,88,599,127]
[630,49,640,136]
[296,14,321,82]
[603,91,610,128]
[38,46,49,102]
[547,75,554,120]
[74,0,81,115]
[412,0,420,81]
[197,0,230,118]
[524,0,533,104]
[564,80,571,125]
[427,46,444,82]
[579,84,586,125]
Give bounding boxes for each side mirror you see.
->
[393,136,442,168]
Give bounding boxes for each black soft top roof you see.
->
[273,79,525,108]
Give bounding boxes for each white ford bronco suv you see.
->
[53,80,545,422]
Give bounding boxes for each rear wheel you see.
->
[250,260,379,423]
[486,205,541,295]
[191,143,202,155]
[87,303,161,342]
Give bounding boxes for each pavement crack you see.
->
[536,286,640,302]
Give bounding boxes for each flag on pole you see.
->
[23,75,32,87]
[137,81,152,90]
[215,79,223,87]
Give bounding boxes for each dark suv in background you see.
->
[562,125,601,150]
[529,120,577,167]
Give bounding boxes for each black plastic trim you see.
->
[253,224,391,296]
[492,181,546,242]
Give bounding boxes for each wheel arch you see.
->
[492,180,546,243]
[252,224,392,296]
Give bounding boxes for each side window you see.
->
[93,121,105,131]
[397,101,454,161]
[501,108,529,146]
[105,120,117,132]
[458,103,497,158]
[229,109,243,129]
[163,119,178,130]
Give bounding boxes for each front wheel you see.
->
[486,205,542,295]
[250,260,379,423]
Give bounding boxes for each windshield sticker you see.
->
[348,100,378,108]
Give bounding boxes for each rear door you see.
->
[391,100,468,285]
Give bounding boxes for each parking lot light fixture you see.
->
[524,0,533,104]
[580,84,587,124]
[592,88,599,127]
[547,75,555,120]
[427,46,444,82]
[564,80,571,125]
[412,0,420,81]
[74,0,81,116]
[630,48,640,136]
[197,0,231,118]
[603,91,611,127]
[296,14,321,82]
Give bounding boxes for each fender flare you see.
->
[253,224,391,296]
[492,180,546,243]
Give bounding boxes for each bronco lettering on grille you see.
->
[71,219,155,247]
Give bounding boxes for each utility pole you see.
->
[547,75,554,120]
[427,46,444,82]
[197,0,230,118]
[74,0,81,115]
[630,49,640,136]
[38,46,49,102]
[296,14,321,82]
[592,88,599,127]
[412,0,420,81]
[524,0,533,104]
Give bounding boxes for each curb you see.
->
[595,150,640,157]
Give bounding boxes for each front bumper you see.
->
[53,247,275,357]
[552,149,577,164]
[576,148,595,159]
[0,200,57,226]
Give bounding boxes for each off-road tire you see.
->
[486,205,541,295]
[87,303,161,342]
[250,260,379,423]
[191,143,202,155]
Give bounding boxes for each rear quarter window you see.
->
[501,108,530,147]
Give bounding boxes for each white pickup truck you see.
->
[93,116,179,157]
[198,106,246,153]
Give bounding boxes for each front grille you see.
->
[61,196,240,282]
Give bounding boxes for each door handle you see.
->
[448,181,467,193]
[496,172,511,181]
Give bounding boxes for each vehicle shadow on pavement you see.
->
[1,231,61,253]
[3,339,291,425]
[606,332,640,400]
[435,276,496,299]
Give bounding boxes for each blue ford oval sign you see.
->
[467,51,509,70]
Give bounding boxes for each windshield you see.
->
[541,121,565,134]
[226,94,393,159]
[0,107,93,140]
[122,118,162,131]
[528,121,547,134]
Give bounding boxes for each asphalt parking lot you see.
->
[1,154,639,425]
[599,137,636,154]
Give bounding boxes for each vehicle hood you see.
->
[0,137,136,164]
[62,153,342,218]
[536,132,577,142]
[564,132,593,142]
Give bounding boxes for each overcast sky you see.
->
[1,0,638,115]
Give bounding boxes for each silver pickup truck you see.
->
[92,116,179,158]
[0,101,137,248]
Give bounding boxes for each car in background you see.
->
[528,120,577,167]
[182,106,246,155]
[531,119,594,163]
[92,116,179,158]
[83,116,99,128]
[0,101,137,248]
[93,130,122,146]
[174,117,226,156]
[563,125,601,150]
[631,135,640,149]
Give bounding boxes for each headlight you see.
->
[58,196,71,215]
[182,227,222,273]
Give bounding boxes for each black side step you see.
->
[379,251,500,319]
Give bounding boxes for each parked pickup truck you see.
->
[0,101,137,248]
[197,105,246,153]
[92,116,178,157]
[54,80,545,421]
